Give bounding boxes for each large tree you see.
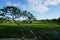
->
[0,6,36,24]
[0,6,22,26]
[22,11,36,23]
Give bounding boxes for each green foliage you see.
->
[0,6,60,40]
[0,6,36,25]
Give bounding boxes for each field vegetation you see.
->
[0,6,60,40]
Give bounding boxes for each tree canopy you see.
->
[0,6,36,24]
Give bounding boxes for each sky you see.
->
[0,0,60,20]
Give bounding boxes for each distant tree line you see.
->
[38,18,60,24]
[51,18,60,24]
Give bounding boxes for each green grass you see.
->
[0,21,60,40]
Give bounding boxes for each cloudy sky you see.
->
[0,0,60,20]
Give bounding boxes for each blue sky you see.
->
[0,0,60,20]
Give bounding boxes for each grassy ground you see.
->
[0,21,60,40]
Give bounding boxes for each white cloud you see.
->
[6,1,27,10]
[5,0,60,13]
[28,4,49,13]
[6,1,11,6]
[27,0,60,13]
[44,0,60,6]
[28,0,39,6]
[6,1,19,7]
[27,0,49,13]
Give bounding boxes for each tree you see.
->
[22,11,29,23]
[0,6,22,26]
[57,17,60,24]
[0,7,6,23]
[0,6,36,24]
[22,11,36,24]
[22,11,28,20]
[27,12,35,24]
